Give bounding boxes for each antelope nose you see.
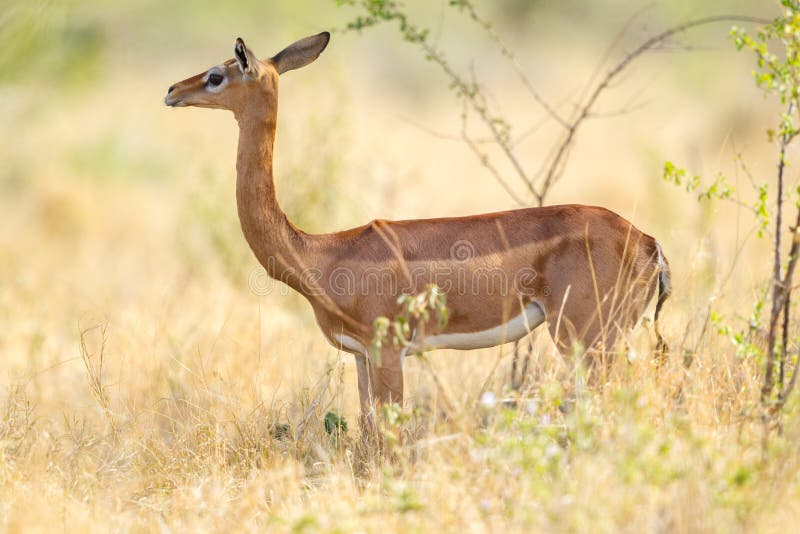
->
[167,84,176,94]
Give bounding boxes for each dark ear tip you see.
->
[319,31,331,49]
[235,37,245,47]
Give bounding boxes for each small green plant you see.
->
[371,284,449,361]
[323,411,348,447]
[378,401,410,454]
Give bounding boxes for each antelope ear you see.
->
[270,32,330,75]
[234,37,259,76]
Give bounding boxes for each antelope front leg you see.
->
[374,349,404,406]
[355,349,404,408]
[355,354,375,414]
[355,351,403,437]
[355,354,377,438]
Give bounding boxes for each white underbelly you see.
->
[420,301,546,350]
[332,301,546,355]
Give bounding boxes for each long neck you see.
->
[234,101,308,292]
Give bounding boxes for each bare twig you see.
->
[538,15,769,207]
[460,102,526,205]
[779,347,800,407]
[772,210,800,406]
[454,1,568,129]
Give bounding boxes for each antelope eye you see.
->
[207,73,224,86]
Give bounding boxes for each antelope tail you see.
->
[654,241,672,354]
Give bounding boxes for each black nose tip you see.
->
[167,85,175,94]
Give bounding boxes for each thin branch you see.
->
[409,38,537,198]
[538,15,770,207]
[774,215,800,409]
[455,0,569,129]
[460,102,526,206]
[586,97,653,119]
[400,116,495,144]
[575,2,659,109]
[344,2,768,209]
[780,284,791,390]
[763,102,795,402]
[779,348,800,406]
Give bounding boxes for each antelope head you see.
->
[164,33,330,116]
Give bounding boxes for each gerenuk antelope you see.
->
[164,33,671,413]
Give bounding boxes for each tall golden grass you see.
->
[1,0,797,531]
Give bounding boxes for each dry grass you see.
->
[2,0,799,531]
[1,174,796,531]
[2,298,797,532]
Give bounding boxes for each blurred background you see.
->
[0,0,776,411]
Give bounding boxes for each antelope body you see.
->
[165,33,671,412]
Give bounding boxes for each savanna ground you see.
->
[2,0,799,531]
